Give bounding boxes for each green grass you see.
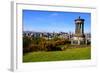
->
[23,47,91,62]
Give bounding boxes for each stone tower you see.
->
[75,16,84,35]
[71,16,85,45]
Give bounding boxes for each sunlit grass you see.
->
[23,47,91,62]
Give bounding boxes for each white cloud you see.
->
[50,13,59,16]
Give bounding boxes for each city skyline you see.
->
[23,10,91,33]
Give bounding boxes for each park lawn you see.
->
[23,47,91,62]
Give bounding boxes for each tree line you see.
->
[23,36,71,54]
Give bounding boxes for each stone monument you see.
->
[71,16,85,45]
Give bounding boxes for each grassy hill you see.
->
[23,47,91,62]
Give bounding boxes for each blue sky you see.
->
[23,10,91,33]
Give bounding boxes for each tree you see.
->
[23,36,32,53]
